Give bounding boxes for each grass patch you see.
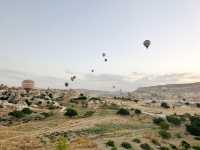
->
[77,122,151,135]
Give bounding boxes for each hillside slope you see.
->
[132,82,200,101]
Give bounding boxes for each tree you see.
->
[186,116,200,136]
[161,102,170,109]
[135,109,142,115]
[117,108,130,116]
[22,108,33,114]
[159,130,171,139]
[140,143,152,150]
[106,140,115,147]
[121,142,132,149]
[64,108,78,117]
[153,117,165,125]
[180,141,190,150]
[9,110,24,118]
[166,115,182,126]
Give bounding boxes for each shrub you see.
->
[83,111,95,118]
[121,142,132,149]
[40,112,53,118]
[180,140,190,150]
[64,108,78,117]
[77,93,87,100]
[140,143,152,150]
[151,139,160,146]
[56,136,69,150]
[106,140,115,147]
[135,109,142,115]
[182,113,191,118]
[89,97,101,101]
[159,130,171,139]
[186,116,200,136]
[132,138,141,143]
[80,93,84,97]
[153,117,165,125]
[21,108,33,114]
[194,136,200,140]
[160,146,169,150]
[159,121,170,130]
[37,101,42,105]
[9,110,24,118]
[185,102,190,105]
[111,147,118,150]
[170,144,178,150]
[175,133,182,138]
[193,146,200,150]
[161,102,170,109]
[196,103,200,108]
[25,100,32,106]
[166,115,182,126]
[117,108,130,116]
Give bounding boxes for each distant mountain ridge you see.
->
[132,82,200,101]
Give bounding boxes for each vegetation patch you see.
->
[121,142,132,149]
[55,136,69,150]
[159,130,171,139]
[132,138,141,143]
[186,116,200,136]
[153,117,165,125]
[180,140,191,150]
[135,109,142,115]
[105,140,115,147]
[64,108,78,117]
[161,102,170,109]
[160,146,169,150]
[193,145,200,150]
[117,108,130,116]
[170,144,177,150]
[140,143,152,150]
[83,111,95,118]
[159,121,170,130]
[166,115,182,126]
[8,108,33,118]
[151,139,160,146]
[77,123,140,135]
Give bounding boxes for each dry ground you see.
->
[0,98,200,150]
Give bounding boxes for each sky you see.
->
[1,0,200,91]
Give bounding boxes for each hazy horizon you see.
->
[1,0,200,90]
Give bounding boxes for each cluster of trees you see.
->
[117,108,142,116]
[9,108,33,118]
[186,116,200,136]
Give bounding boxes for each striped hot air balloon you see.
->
[22,80,34,92]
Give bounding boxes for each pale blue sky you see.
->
[1,0,200,90]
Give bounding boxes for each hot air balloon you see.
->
[22,80,34,92]
[102,52,106,57]
[70,75,76,81]
[65,82,69,87]
[143,40,151,49]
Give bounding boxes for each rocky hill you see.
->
[132,82,200,101]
